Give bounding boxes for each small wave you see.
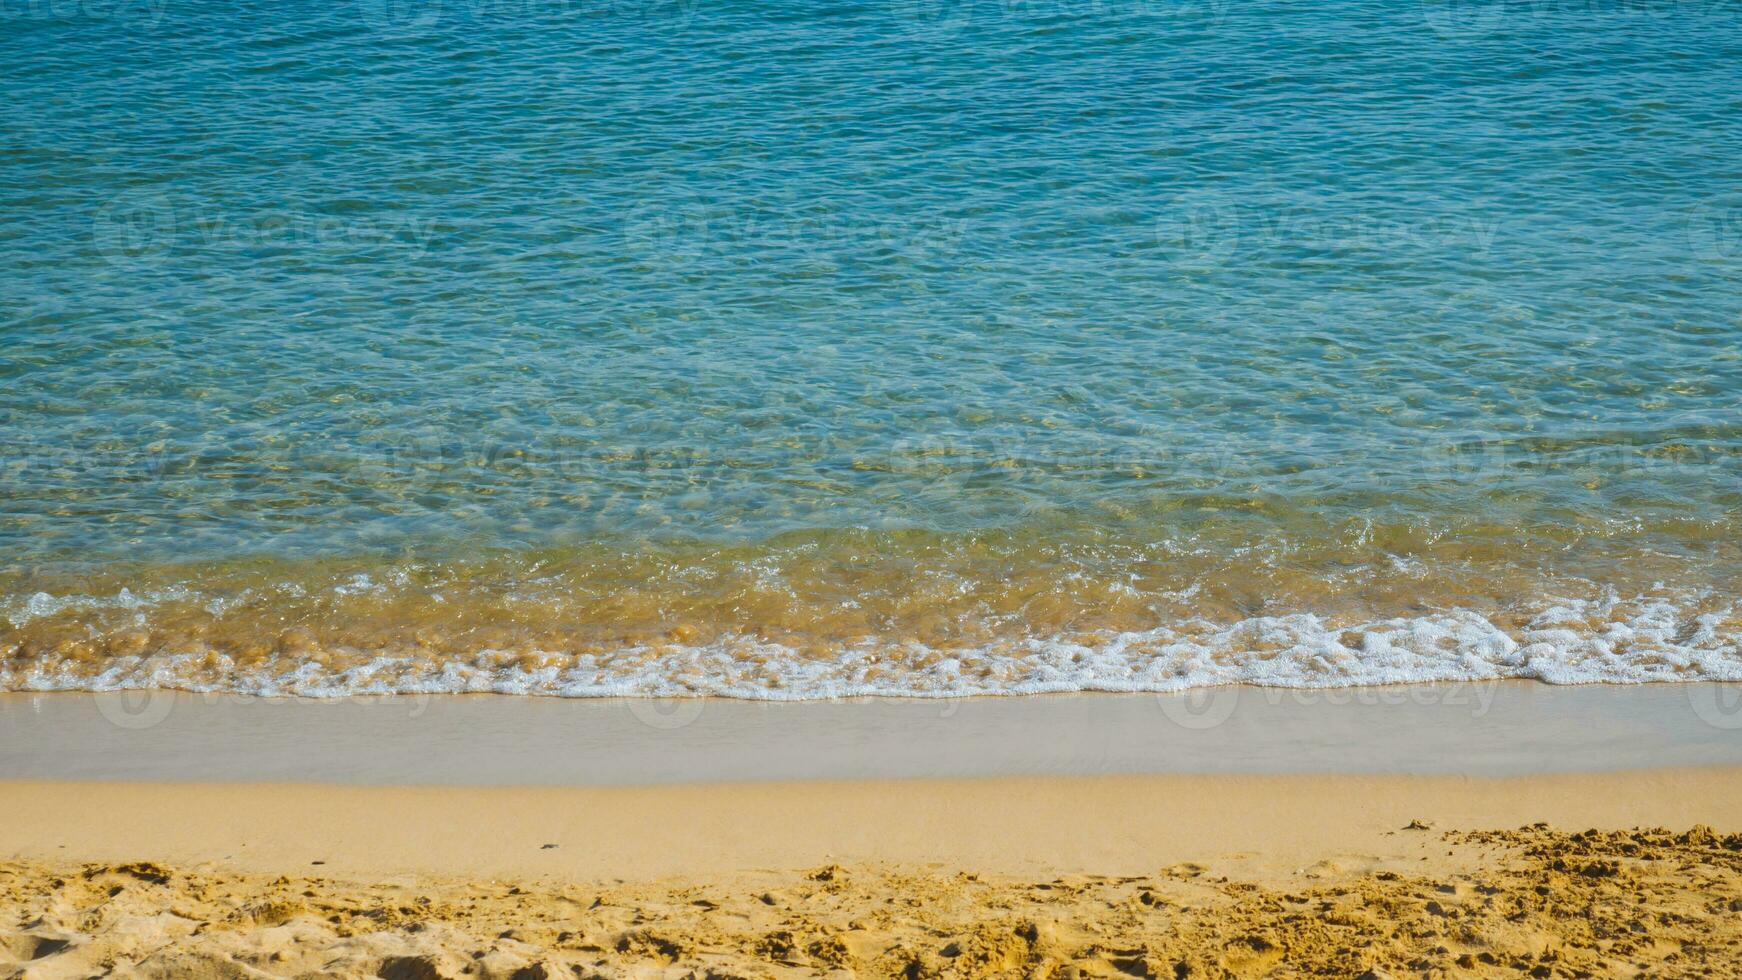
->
[4,592,1737,698]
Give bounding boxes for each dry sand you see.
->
[4,769,1742,978]
[7,825,1742,979]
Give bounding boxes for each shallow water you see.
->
[2,0,1740,695]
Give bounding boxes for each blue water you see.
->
[2,0,1739,695]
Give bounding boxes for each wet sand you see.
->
[5,682,1742,784]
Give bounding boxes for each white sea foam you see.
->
[3,587,189,630]
[2,592,1737,699]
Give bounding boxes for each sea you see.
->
[2,0,1739,697]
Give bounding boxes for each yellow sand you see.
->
[3,770,1741,977]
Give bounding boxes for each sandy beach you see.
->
[11,0,1742,973]
[4,771,1742,977]
[4,688,1742,977]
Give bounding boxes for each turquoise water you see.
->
[2,0,1740,695]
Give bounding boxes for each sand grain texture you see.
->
[4,825,1741,979]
